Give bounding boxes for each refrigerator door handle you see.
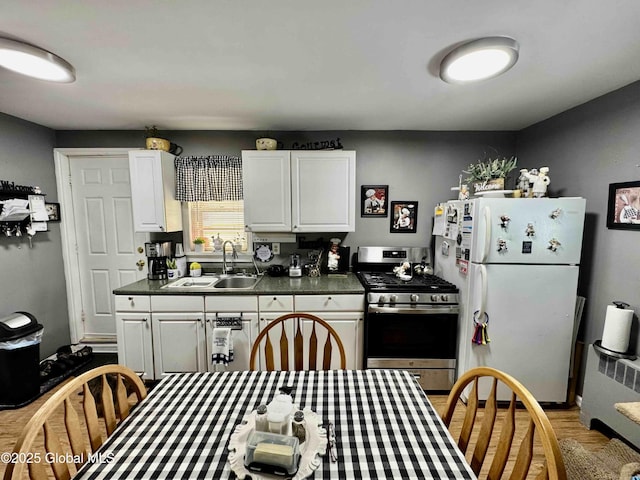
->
[482,206,491,263]
[478,264,488,319]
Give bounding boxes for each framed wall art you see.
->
[607,181,640,230]
[45,202,61,222]
[390,201,418,233]
[361,185,388,217]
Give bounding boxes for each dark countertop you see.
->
[113,273,365,296]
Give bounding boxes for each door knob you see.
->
[137,246,144,254]
[136,259,145,270]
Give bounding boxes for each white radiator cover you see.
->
[580,344,640,446]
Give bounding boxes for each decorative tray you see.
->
[473,189,514,198]
[228,408,328,480]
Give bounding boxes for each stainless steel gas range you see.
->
[355,246,460,390]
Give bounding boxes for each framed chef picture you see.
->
[361,185,388,217]
[607,181,640,230]
[390,201,418,233]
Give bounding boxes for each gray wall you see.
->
[517,80,640,390]
[12,81,640,397]
[56,130,517,252]
[0,113,69,358]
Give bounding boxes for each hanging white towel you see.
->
[211,327,234,366]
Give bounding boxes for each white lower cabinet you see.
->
[152,312,206,378]
[205,296,259,371]
[295,295,364,370]
[115,295,154,380]
[151,295,205,379]
[115,292,364,378]
[302,313,362,370]
[115,312,154,380]
[256,294,364,370]
[258,295,294,312]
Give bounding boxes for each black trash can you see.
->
[0,312,43,405]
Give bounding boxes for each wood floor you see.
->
[0,376,612,480]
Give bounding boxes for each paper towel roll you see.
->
[601,304,633,353]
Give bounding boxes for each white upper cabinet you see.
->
[291,151,356,232]
[128,150,182,232]
[242,150,356,232]
[242,150,292,232]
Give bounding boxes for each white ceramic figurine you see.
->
[525,167,550,198]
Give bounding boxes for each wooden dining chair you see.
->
[249,312,346,371]
[441,367,566,480]
[4,364,146,480]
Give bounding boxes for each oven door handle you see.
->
[368,305,459,315]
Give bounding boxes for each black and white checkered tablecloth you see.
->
[75,370,476,479]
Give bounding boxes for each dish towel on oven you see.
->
[211,327,234,366]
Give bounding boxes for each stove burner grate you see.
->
[357,271,458,293]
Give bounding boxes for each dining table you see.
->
[73,369,476,479]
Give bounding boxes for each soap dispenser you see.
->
[212,233,223,252]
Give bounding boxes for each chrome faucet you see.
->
[222,241,238,274]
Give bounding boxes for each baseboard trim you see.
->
[84,342,117,354]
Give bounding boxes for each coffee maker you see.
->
[145,242,172,280]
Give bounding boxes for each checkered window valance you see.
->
[175,156,243,202]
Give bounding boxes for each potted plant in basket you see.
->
[166,258,179,279]
[145,125,170,152]
[193,237,206,253]
[463,154,518,195]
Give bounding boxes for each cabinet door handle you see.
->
[143,317,148,323]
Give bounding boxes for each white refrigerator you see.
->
[434,197,586,402]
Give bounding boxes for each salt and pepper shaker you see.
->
[255,404,268,432]
[292,410,306,443]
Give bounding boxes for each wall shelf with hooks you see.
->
[0,180,49,246]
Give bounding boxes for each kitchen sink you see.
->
[162,274,262,290]
[213,276,261,289]
[164,277,217,288]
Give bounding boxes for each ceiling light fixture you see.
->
[0,37,75,83]
[440,36,519,84]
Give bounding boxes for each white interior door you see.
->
[69,154,148,343]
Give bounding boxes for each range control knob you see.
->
[390,295,398,304]
[410,294,420,302]
[440,294,449,302]
[378,295,388,304]
[431,294,439,302]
